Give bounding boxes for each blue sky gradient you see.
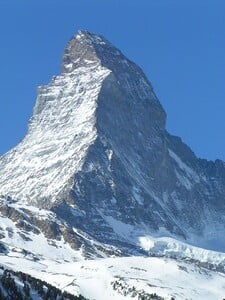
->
[0,0,225,160]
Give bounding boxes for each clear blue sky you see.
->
[0,0,225,160]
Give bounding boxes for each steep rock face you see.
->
[0,30,225,256]
[0,34,111,206]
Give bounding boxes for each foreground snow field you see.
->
[1,248,225,300]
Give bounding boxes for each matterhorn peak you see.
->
[0,30,225,260]
[0,30,165,207]
[1,30,225,300]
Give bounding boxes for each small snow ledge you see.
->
[169,149,200,189]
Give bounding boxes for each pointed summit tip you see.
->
[62,30,124,73]
[75,30,108,45]
[61,30,166,119]
[62,30,98,72]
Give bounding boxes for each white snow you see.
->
[0,62,111,205]
[103,215,134,239]
[139,236,155,251]
[1,254,225,300]
[0,214,81,262]
[98,213,225,267]
[169,149,200,189]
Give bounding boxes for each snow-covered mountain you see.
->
[0,30,225,299]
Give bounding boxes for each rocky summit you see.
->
[0,30,225,264]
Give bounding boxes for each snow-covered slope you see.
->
[1,251,225,300]
[1,198,225,299]
[0,59,110,207]
[0,266,83,300]
[0,30,225,299]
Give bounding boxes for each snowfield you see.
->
[1,252,225,300]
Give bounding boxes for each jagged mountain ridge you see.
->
[0,30,225,260]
